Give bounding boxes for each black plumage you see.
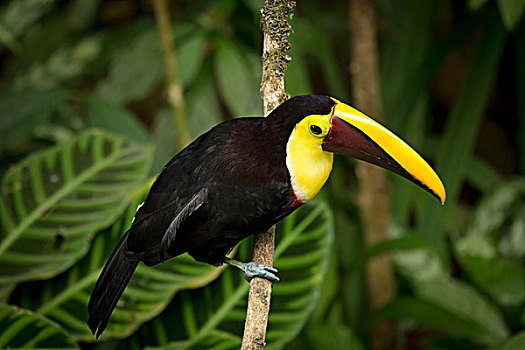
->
[88,95,335,337]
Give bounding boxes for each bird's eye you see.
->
[310,124,323,136]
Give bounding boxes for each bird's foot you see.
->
[225,258,279,282]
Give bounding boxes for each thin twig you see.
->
[241,1,295,349]
[152,0,191,149]
[349,0,395,349]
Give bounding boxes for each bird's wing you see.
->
[159,187,208,256]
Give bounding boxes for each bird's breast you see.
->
[285,133,333,203]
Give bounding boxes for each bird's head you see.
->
[267,95,446,205]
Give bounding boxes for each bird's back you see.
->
[125,117,295,266]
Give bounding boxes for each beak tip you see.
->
[437,186,446,205]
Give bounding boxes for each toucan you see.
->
[87,95,445,337]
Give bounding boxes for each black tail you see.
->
[88,231,138,338]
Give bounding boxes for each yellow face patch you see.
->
[286,113,334,203]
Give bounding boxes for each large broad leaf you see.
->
[307,323,365,350]
[376,276,509,345]
[412,277,509,344]
[95,23,198,105]
[0,304,78,349]
[375,297,499,343]
[0,90,68,149]
[517,23,525,173]
[454,181,525,306]
[16,184,224,341]
[469,0,490,10]
[495,330,525,350]
[118,200,333,349]
[177,33,207,86]
[415,11,506,249]
[152,75,223,174]
[12,36,102,92]
[85,95,150,145]
[0,130,152,286]
[497,0,525,31]
[0,0,60,50]
[95,27,164,105]
[214,40,262,117]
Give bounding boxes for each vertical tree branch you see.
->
[241,1,295,349]
[348,0,395,349]
[153,0,191,149]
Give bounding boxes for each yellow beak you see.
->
[322,99,446,204]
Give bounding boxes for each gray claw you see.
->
[244,262,280,282]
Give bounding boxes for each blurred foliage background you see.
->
[0,0,524,349]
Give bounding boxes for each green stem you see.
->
[153,0,191,149]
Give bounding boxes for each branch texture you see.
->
[241,1,295,349]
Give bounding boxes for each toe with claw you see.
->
[244,262,279,282]
[225,257,280,282]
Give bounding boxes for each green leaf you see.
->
[284,30,313,96]
[214,40,262,117]
[516,15,525,173]
[307,323,365,350]
[0,130,152,286]
[458,255,525,306]
[375,297,497,343]
[416,13,507,249]
[85,95,150,145]
[151,109,180,174]
[66,0,101,31]
[16,183,223,341]
[151,75,223,174]
[287,17,345,97]
[496,330,525,350]
[95,22,199,105]
[412,278,509,344]
[96,27,164,105]
[0,90,68,149]
[12,36,102,91]
[0,304,78,349]
[466,156,504,193]
[349,235,435,273]
[381,0,438,122]
[454,181,525,306]
[185,76,223,140]
[469,0,491,10]
[497,0,525,31]
[177,34,207,86]
[123,200,333,349]
[0,0,60,50]
[465,181,525,237]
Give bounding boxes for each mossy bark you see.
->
[241,1,295,349]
